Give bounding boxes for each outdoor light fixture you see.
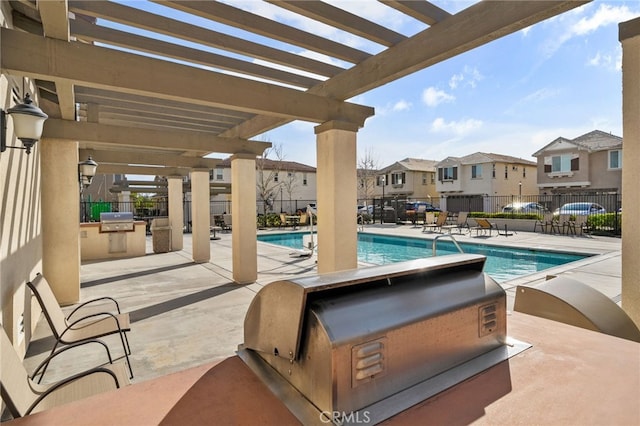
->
[0,93,49,155]
[78,156,98,187]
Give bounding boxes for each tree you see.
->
[281,167,299,213]
[256,142,285,216]
[357,147,380,206]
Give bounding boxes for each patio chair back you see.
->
[26,274,68,340]
[0,325,36,417]
[456,212,469,225]
[475,218,492,229]
[425,212,435,224]
[435,212,448,225]
[223,214,232,227]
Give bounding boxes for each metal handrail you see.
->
[432,234,464,256]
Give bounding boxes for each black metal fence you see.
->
[80,199,318,233]
[362,193,622,236]
[80,192,622,236]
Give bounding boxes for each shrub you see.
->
[468,212,542,220]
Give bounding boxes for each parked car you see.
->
[405,202,441,212]
[554,202,606,216]
[358,205,374,215]
[502,202,548,214]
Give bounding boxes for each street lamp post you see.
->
[380,175,386,224]
[519,181,522,200]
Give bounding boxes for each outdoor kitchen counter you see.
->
[79,221,147,261]
[6,313,639,425]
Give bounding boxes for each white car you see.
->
[554,202,606,216]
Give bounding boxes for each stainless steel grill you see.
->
[238,253,529,425]
[99,212,134,232]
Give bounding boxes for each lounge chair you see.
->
[441,211,469,234]
[422,211,448,233]
[564,215,589,235]
[0,326,130,418]
[26,273,133,381]
[471,218,496,236]
[222,214,232,232]
[412,204,427,227]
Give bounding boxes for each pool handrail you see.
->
[432,234,464,256]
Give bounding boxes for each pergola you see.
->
[2,1,593,302]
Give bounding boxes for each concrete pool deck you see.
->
[21,225,622,388]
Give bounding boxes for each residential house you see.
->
[436,152,537,212]
[533,130,622,195]
[374,158,439,203]
[210,157,317,213]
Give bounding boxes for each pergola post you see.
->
[231,153,257,284]
[167,176,184,251]
[315,121,359,274]
[190,168,210,263]
[620,17,640,326]
[41,138,81,304]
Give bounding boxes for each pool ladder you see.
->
[432,234,464,256]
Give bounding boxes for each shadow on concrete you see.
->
[81,262,197,288]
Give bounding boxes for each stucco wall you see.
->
[0,71,43,355]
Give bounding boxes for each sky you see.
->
[108,1,640,172]
[236,0,640,168]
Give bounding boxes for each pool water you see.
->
[257,232,589,282]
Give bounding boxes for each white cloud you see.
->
[522,88,560,103]
[449,73,464,90]
[449,66,483,90]
[422,87,455,107]
[430,117,483,135]
[393,100,412,111]
[540,4,640,58]
[572,4,637,36]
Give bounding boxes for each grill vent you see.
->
[352,338,387,387]
[479,303,498,337]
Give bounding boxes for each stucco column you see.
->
[117,191,131,212]
[190,168,210,263]
[231,153,257,284]
[620,18,640,326]
[315,121,359,274]
[41,138,80,305]
[167,176,184,251]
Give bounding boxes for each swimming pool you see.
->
[257,232,590,282]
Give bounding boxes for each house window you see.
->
[273,172,278,182]
[431,173,435,184]
[391,172,405,185]
[609,150,622,169]
[545,154,579,173]
[523,167,526,178]
[438,166,457,181]
[504,165,508,179]
[377,175,388,186]
[471,165,482,179]
[303,173,308,185]
[422,173,427,185]
[215,168,223,180]
[492,164,496,178]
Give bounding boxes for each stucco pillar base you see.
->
[190,169,210,263]
[41,138,80,305]
[231,154,257,284]
[315,121,359,274]
[168,176,184,251]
